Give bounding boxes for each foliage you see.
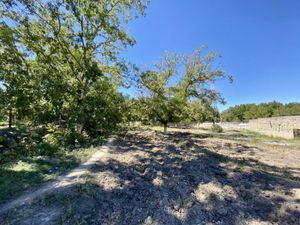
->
[122,96,150,125]
[0,1,149,201]
[0,123,103,202]
[0,0,149,133]
[222,101,300,122]
[211,124,223,133]
[138,47,231,131]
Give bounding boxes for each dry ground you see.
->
[0,129,299,225]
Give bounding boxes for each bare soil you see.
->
[0,129,299,225]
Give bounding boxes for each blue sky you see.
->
[122,0,300,111]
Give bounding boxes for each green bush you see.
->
[60,131,87,147]
[211,124,223,133]
[0,125,93,162]
[34,142,59,156]
[43,129,87,148]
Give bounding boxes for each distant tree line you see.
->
[221,101,300,122]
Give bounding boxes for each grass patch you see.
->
[0,124,106,204]
[211,124,223,133]
[0,146,98,204]
[148,126,164,132]
[240,130,300,148]
[0,122,7,128]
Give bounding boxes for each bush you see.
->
[211,124,223,133]
[33,142,59,156]
[0,125,92,163]
[43,129,87,148]
[61,131,88,148]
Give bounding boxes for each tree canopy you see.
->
[138,48,232,133]
[0,0,148,133]
[0,0,231,137]
[221,101,300,122]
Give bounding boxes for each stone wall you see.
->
[192,116,300,139]
[191,122,249,130]
[248,116,300,139]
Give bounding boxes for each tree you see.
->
[139,47,231,134]
[0,23,33,128]
[1,0,149,133]
[122,97,149,126]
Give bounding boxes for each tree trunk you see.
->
[8,109,12,129]
[163,122,168,134]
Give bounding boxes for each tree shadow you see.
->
[0,154,81,205]
[1,130,300,225]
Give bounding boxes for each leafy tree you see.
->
[0,23,33,127]
[0,0,149,133]
[79,78,124,136]
[139,47,231,133]
[122,97,150,126]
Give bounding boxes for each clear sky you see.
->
[122,0,300,111]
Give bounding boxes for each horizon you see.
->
[121,0,300,111]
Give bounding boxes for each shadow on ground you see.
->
[0,155,81,204]
[1,130,299,225]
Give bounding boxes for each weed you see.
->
[211,124,223,133]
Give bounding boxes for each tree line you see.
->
[0,0,149,136]
[221,101,300,122]
[0,0,230,138]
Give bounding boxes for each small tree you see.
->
[140,47,232,134]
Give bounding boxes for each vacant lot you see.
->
[0,129,299,225]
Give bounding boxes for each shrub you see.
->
[34,142,59,156]
[60,131,88,148]
[211,124,223,133]
[43,129,87,148]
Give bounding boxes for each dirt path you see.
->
[0,130,300,225]
[0,138,115,215]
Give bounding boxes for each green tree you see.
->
[140,47,231,133]
[122,97,150,126]
[0,23,33,127]
[1,0,149,133]
[181,100,220,124]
